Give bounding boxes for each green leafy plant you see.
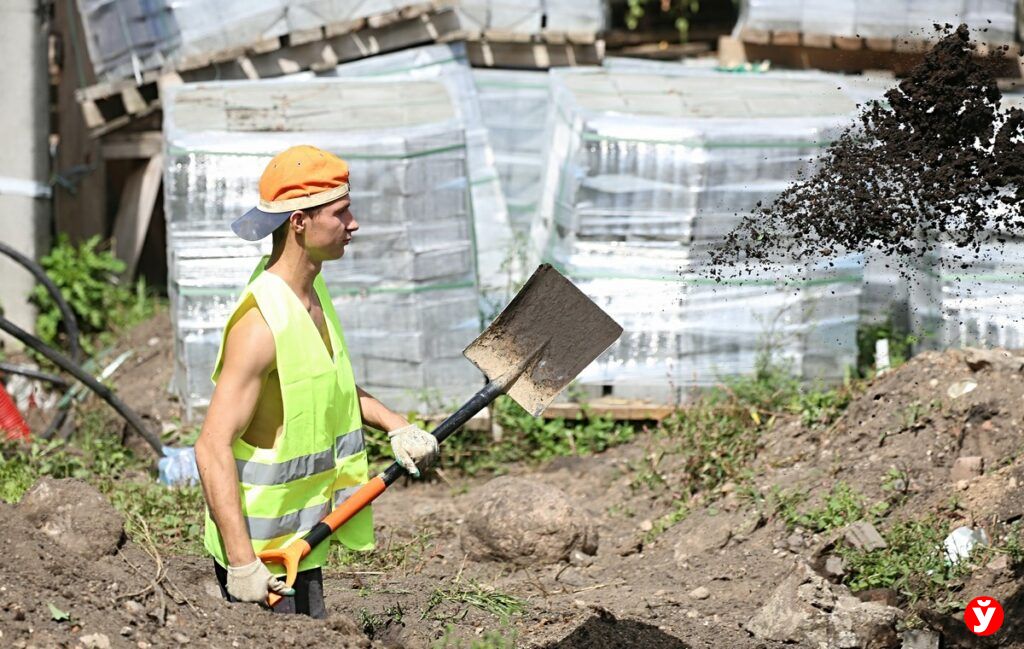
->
[773,482,888,533]
[31,234,154,353]
[433,625,518,649]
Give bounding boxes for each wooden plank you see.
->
[738,27,770,45]
[802,32,833,48]
[53,0,107,244]
[834,36,864,51]
[542,399,675,422]
[101,131,163,160]
[864,37,895,52]
[112,154,164,280]
[464,39,603,69]
[771,31,800,46]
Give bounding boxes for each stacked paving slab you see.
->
[163,77,484,420]
[531,67,867,402]
[736,0,1016,44]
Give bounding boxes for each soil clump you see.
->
[711,25,1024,274]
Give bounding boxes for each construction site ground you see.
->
[2,309,1024,648]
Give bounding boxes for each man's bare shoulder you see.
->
[222,300,276,377]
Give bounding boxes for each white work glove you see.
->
[388,424,439,477]
[226,559,294,603]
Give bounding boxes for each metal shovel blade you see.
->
[463,264,623,416]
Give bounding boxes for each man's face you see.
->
[302,197,359,262]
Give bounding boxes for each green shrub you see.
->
[31,234,154,353]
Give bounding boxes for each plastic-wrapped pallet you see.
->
[163,77,484,420]
[735,0,1018,45]
[472,69,549,240]
[314,43,518,316]
[77,0,607,84]
[910,240,1024,350]
[532,68,866,401]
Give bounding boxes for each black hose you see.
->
[0,240,82,364]
[0,314,163,455]
[0,362,70,387]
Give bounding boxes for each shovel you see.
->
[259,264,622,606]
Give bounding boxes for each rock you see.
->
[844,522,887,552]
[824,556,846,579]
[80,633,111,649]
[18,478,124,557]
[963,347,1024,373]
[687,587,710,600]
[855,589,899,608]
[746,563,901,648]
[123,600,145,616]
[901,629,940,649]
[947,379,978,399]
[987,554,1010,573]
[787,532,806,551]
[569,549,595,567]
[669,509,743,565]
[172,632,190,644]
[461,476,597,564]
[950,456,984,482]
[120,627,134,638]
[639,519,654,532]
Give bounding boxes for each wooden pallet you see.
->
[455,35,604,69]
[724,30,1023,76]
[76,5,461,138]
[76,7,602,137]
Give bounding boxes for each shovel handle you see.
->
[261,379,505,607]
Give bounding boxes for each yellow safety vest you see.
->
[204,259,374,573]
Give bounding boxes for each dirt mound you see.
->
[0,482,369,649]
[461,476,598,565]
[19,478,125,557]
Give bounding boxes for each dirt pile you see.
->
[711,25,1024,273]
[0,479,369,649]
[461,476,598,565]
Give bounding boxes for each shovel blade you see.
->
[464,264,622,416]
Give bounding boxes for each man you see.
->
[194,145,439,617]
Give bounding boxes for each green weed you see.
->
[644,500,690,542]
[773,482,888,533]
[423,580,525,621]
[31,234,156,354]
[328,529,433,573]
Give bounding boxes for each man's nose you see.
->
[348,214,359,231]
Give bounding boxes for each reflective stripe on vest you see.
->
[203,258,374,572]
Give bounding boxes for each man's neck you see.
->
[266,245,322,309]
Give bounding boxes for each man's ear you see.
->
[289,210,306,234]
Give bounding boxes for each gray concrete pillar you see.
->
[0,0,52,347]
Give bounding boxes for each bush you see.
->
[31,234,154,353]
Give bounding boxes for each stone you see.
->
[123,601,145,616]
[669,509,743,566]
[80,633,111,649]
[461,476,597,564]
[844,522,887,551]
[950,456,984,482]
[569,549,595,567]
[746,563,901,648]
[824,556,845,579]
[963,347,1024,373]
[172,632,190,644]
[901,629,940,649]
[18,478,124,557]
[855,588,899,608]
[687,587,710,600]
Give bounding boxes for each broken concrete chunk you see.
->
[950,456,984,482]
[844,522,887,552]
[963,347,1024,373]
[900,629,940,649]
[824,556,846,579]
[746,563,901,648]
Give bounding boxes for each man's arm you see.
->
[356,386,438,477]
[195,306,276,566]
[356,385,410,432]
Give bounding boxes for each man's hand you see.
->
[388,424,439,477]
[226,559,295,603]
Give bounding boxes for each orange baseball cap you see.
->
[231,145,350,241]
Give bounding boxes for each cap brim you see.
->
[231,206,291,241]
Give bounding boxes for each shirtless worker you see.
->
[194,145,439,617]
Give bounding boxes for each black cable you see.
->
[0,362,69,387]
[0,240,82,363]
[0,314,162,455]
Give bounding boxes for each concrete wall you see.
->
[0,0,51,346]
